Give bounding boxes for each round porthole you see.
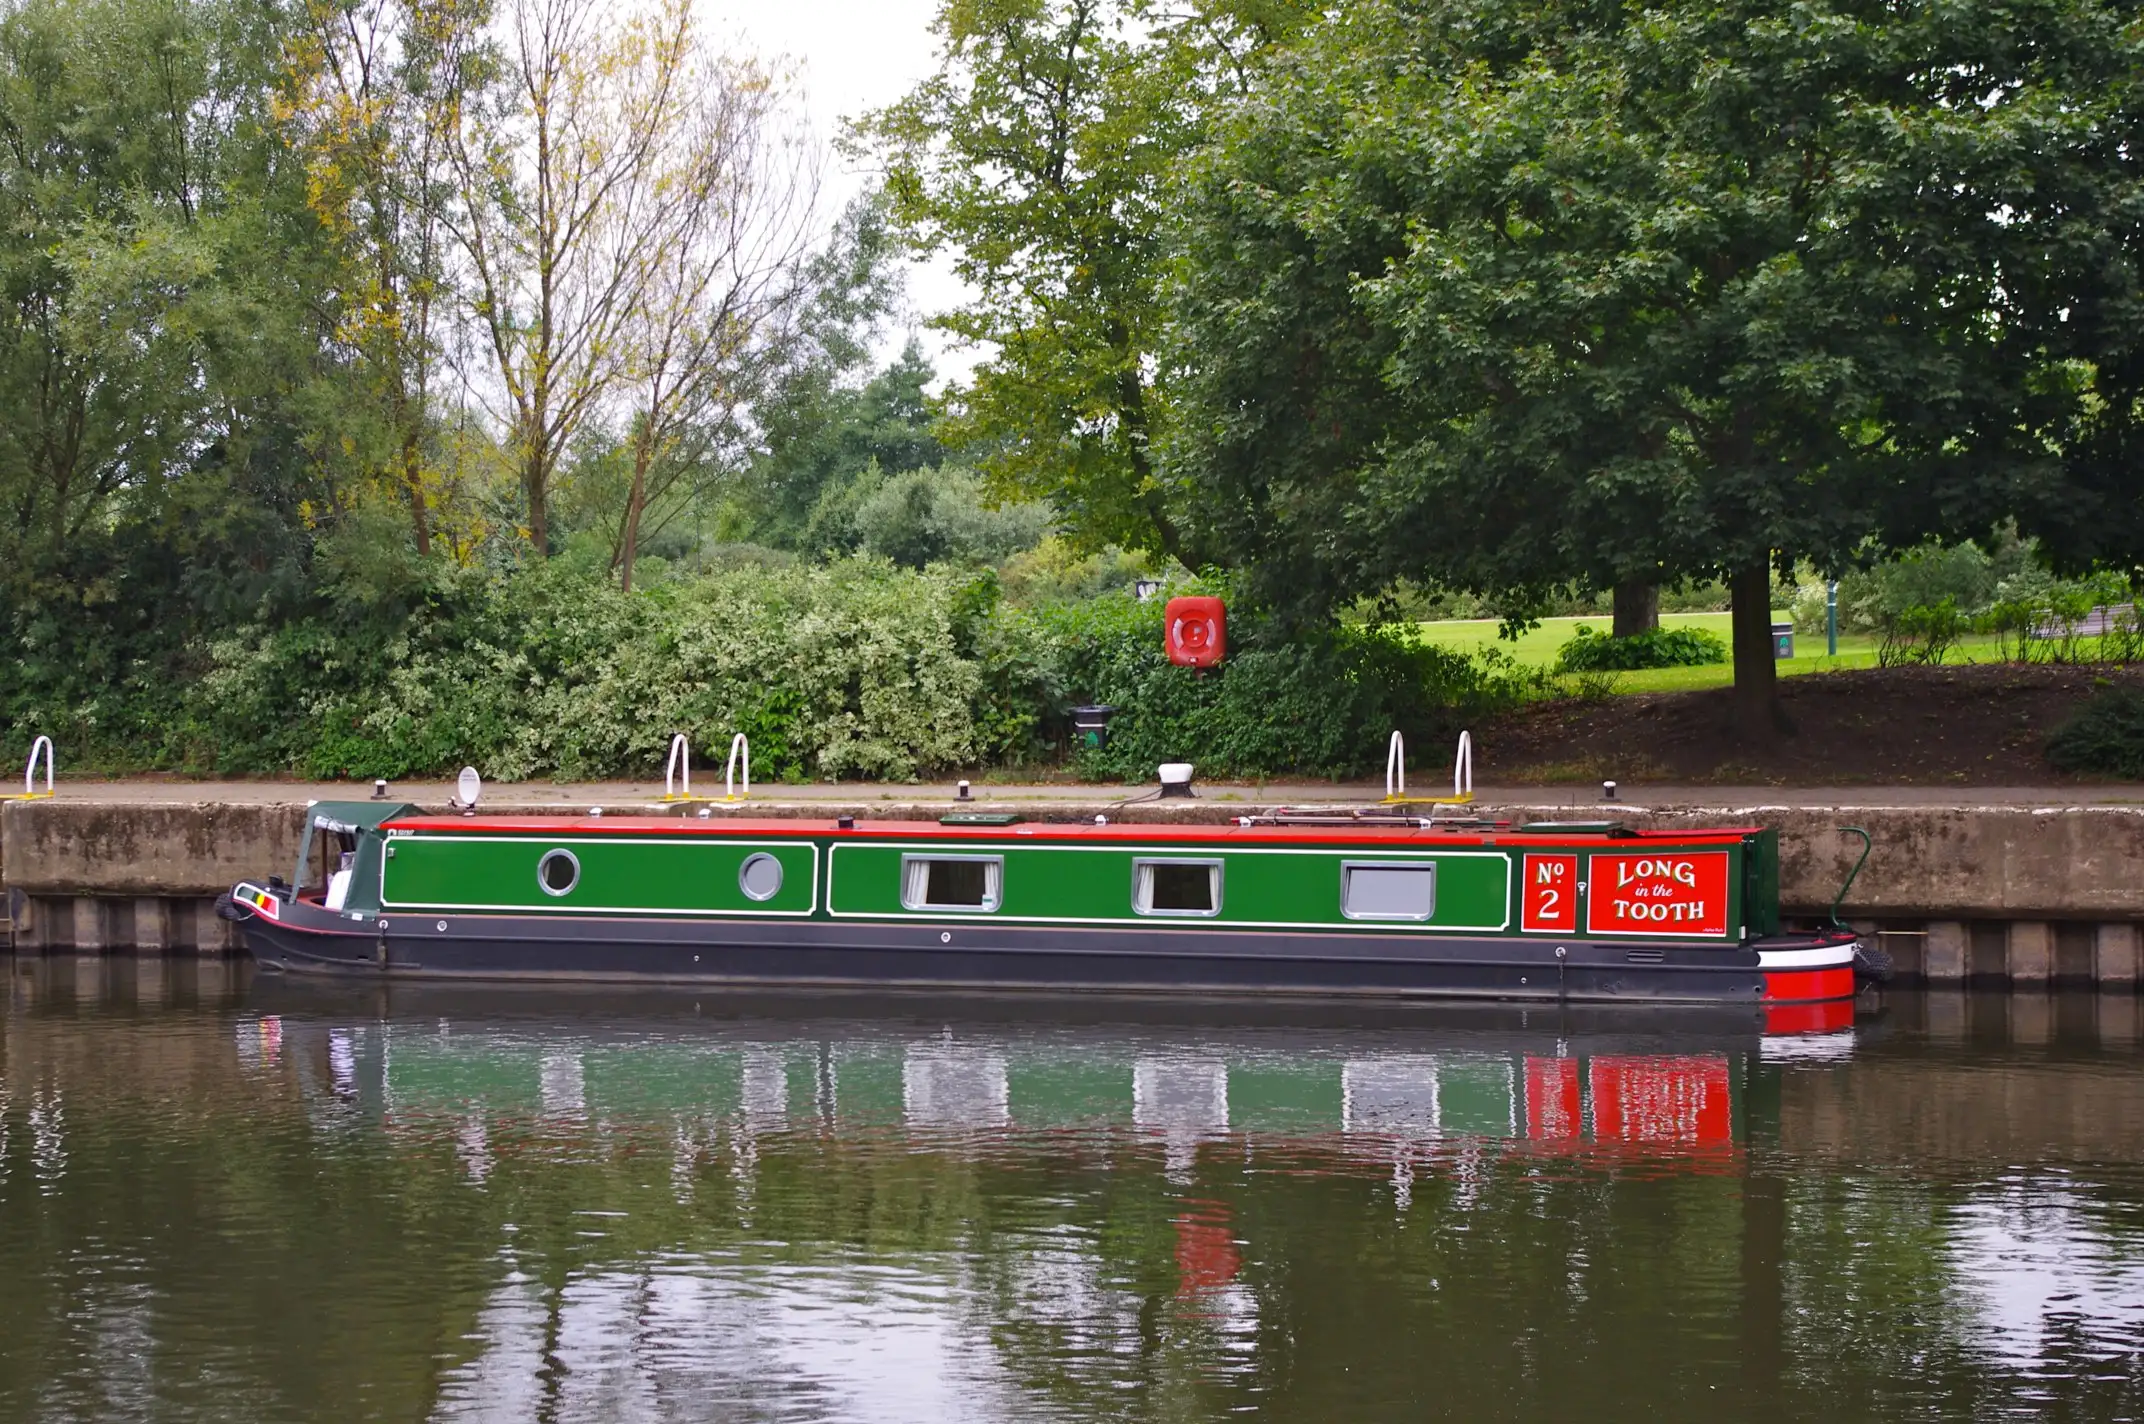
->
[538,848,580,897]
[739,852,783,902]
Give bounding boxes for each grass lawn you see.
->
[1410,612,2020,694]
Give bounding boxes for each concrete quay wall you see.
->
[4,794,2141,987]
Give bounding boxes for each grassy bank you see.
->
[1408,613,2045,693]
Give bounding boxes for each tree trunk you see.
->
[523,444,548,557]
[401,432,432,558]
[1611,580,1658,638]
[1730,558,1790,739]
[618,434,652,594]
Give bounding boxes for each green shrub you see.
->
[1551,625,1727,673]
[1874,599,1967,667]
[6,554,1537,783]
[1008,588,1536,780]
[2046,687,2144,779]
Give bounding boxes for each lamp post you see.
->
[1826,580,1838,658]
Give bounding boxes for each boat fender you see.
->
[1854,939,1894,983]
[214,890,243,923]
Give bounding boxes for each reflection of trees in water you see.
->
[5,995,2144,1418]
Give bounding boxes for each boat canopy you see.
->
[305,800,416,836]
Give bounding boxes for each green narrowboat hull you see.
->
[227,806,1861,1008]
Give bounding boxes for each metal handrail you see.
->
[661,733,693,802]
[3,736,54,801]
[724,733,750,801]
[1381,729,1473,806]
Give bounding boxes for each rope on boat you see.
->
[1830,825,1872,929]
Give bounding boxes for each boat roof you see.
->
[382,813,1762,848]
[307,800,419,834]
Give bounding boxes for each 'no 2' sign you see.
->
[1520,853,1578,933]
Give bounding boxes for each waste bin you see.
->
[1771,622,1794,659]
[1070,704,1118,750]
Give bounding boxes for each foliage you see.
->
[998,538,1159,606]
[1552,625,1727,674]
[1167,0,2140,734]
[728,337,944,553]
[1873,599,1968,668]
[852,466,1052,569]
[857,0,1310,560]
[1004,587,1537,780]
[2046,687,2144,779]
[4,557,1525,781]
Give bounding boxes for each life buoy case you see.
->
[1165,596,1226,667]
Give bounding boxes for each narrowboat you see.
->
[223,799,1864,1008]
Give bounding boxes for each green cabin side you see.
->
[373,822,1777,943]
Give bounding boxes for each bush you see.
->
[2047,687,2144,779]
[1874,598,1968,667]
[4,554,1533,783]
[1007,589,1537,780]
[1551,625,1727,673]
[852,465,1051,568]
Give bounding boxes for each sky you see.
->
[700,0,979,384]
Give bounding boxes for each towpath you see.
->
[26,776,2144,809]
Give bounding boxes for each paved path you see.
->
[26,777,2144,809]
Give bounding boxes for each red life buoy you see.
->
[1164,596,1227,667]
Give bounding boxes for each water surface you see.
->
[3,957,2142,1421]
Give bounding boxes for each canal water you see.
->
[2,958,2142,1422]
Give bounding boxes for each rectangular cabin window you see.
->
[1342,862,1437,921]
[1133,859,1222,917]
[901,855,1003,912]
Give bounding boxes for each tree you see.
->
[0,0,323,568]
[433,0,696,556]
[856,0,1309,560]
[281,0,476,557]
[1170,0,2126,735]
[607,53,819,591]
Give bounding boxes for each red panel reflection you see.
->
[1174,1200,1241,1296]
[1525,1056,1582,1140]
[1589,1055,1732,1145]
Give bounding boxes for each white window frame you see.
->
[537,848,581,898]
[738,852,785,902]
[900,854,1004,913]
[1132,858,1224,918]
[1340,860,1437,922]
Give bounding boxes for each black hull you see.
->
[238,906,1838,1005]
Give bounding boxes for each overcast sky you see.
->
[702,0,978,383]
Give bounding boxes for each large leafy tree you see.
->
[1170,0,2135,734]
[0,0,331,564]
[857,0,1309,560]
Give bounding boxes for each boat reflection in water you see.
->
[19,958,2144,1421]
[248,987,1856,1207]
[239,987,1849,1413]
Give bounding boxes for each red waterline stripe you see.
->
[1763,999,1855,1035]
[1763,966,1855,1003]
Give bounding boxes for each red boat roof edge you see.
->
[381,813,1764,847]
